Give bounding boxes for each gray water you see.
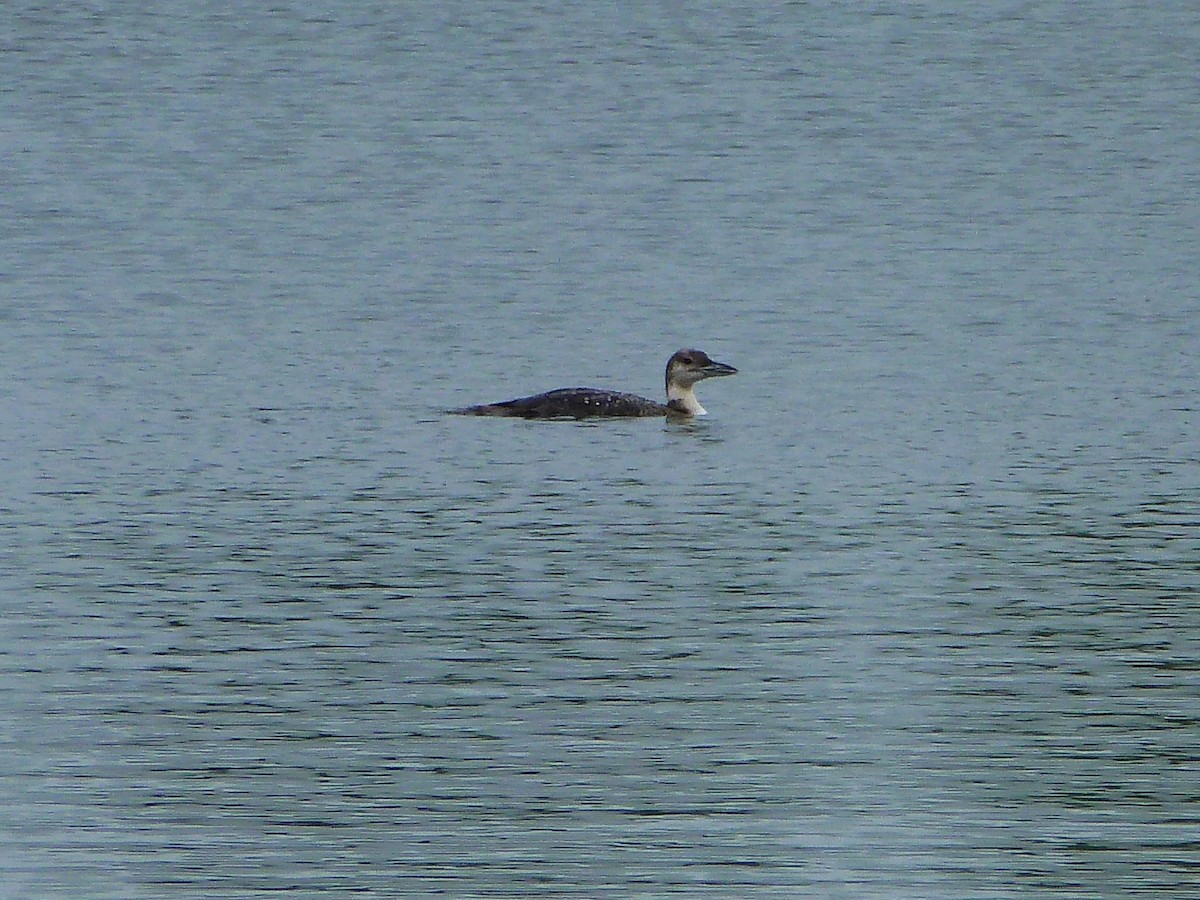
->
[2,3,1198,897]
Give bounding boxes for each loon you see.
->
[454,348,737,419]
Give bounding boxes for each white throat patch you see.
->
[667,384,706,416]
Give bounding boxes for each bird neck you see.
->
[666,382,706,416]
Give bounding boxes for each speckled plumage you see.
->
[459,388,672,419]
[453,349,737,420]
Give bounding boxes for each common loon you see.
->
[454,349,737,419]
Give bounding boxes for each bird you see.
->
[453,348,737,419]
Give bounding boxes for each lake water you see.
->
[2,2,1198,897]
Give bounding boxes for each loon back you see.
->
[461,388,669,419]
[453,348,737,420]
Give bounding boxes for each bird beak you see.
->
[703,360,738,378]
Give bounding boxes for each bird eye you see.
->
[680,355,693,364]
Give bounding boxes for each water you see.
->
[2,2,1198,897]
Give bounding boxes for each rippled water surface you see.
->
[3,2,1199,897]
